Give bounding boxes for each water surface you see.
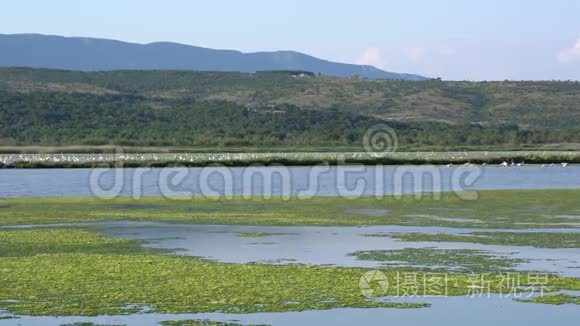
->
[1,165,579,198]
[3,294,578,326]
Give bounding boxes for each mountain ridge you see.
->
[0,33,426,80]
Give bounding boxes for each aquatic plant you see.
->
[518,294,580,305]
[349,248,526,273]
[390,232,580,248]
[2,189,580,229]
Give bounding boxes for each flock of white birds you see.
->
[0,151,575,166]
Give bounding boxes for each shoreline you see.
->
[1,151,579,168]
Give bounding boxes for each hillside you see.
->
[1,67,579,128]
[1,68,580,149]
[0,34,425,80]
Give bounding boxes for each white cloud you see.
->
[558,39,580,63]
[356,47,385,69]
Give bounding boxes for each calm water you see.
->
[6,221,580,277]
[4,294,580,326]
[24,221,575,277]
[1,165,579,198]
[2,166,579,325]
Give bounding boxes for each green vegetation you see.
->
[520,294,580,305]
[3,151,580,168]
[1,68,580,149]
[1,228,579,317]
[1,190,580,229]
[391,232,580,248]
[0,229,149,257]
[2,90,571,149]
[1,190,580,318]
[0,228,427,316]
[349,248,526,272]
[2,68,580,128]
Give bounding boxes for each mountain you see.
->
[1,67,580,129]
[1,67,580,149]
[0,34,426,80]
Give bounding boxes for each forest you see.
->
[1,68,580,149]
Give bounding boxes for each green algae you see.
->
[349,248,527,273]
[391,232,580,248]
[2,189,580,229]
[518,294,580,305]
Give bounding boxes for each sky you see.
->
[1,0,580,80]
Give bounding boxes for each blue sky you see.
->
[2,0,580,80]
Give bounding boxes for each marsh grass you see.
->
[0,229,428,316]
[349,248,526,273]
[2,190,580,317]
[1,227,579,317]
[0,229,148,257]
[2,190,580,229]
[391,232,580,248]
[519,294,580,305]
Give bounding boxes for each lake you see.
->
[7,293,580,326]
[1,165,579,325]
[1,165,579,198]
